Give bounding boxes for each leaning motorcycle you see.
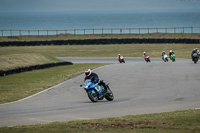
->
[81,79,114,102]
[171,54,175,62]
[119,56,125,63]
[192,53,199,64]
[145,55,151,62]
[162,54,168,62]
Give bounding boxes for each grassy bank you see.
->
[0,44,199,103]
[0,42,199,131]
[0,53,62,70]
[0,63,106,103]
[1,33,200,42]
[0,44,199,61]
[0,109,200,133]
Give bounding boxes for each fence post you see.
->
[47,30,48,36]
[19,30,21,36]
[148,28,149,34]
[28,30,30,36]
[1,30,3,36]
[111,28,113,34]
[139,28,140,34]
[183,27,184,33]
[102,28,103,34]
[84,29,85,35]
[56,30,58,36]
[191,27,193,33]
[93,29,94,34]
[10,30,12,36]
[38,30,39,36]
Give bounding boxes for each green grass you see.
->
[0,44,199,103]
[0,63,106,103]
[1,33,200,42]
[0,109,199,133]
[0,34,199,131]
[0,53,62,70]
[0,44,199,60]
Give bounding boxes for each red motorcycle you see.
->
[118,56,125,63]
[145,55,151,62]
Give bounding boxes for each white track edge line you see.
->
[1,64,109,105]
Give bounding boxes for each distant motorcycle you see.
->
[192,53,199,64]
[81,79,114,102]
[119,56,125,63]
[171,54,175,62]
[145,55,151,62]
[162,54,168,62]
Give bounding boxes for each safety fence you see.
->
[1,26,200,36]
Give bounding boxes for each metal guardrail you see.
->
[1,26,200,37]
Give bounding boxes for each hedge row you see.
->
[0,62,73,77]
[0,38,199,46]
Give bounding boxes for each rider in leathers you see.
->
[162,51,166,60]
[143,51,148,61]
[117,54,121,62]
[84,69,108,92]
[169,50,175,60]
[191,48,199,61]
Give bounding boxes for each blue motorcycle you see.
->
[81,79,114,102]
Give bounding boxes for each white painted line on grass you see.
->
[1,64,110,106]
[1,81,66,105]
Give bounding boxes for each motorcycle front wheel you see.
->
[87,89,98,102]
[193,58,198,64]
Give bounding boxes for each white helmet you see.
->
[170,50,172,52]
[85,69,91,77]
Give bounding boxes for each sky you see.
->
[0,0,200,13]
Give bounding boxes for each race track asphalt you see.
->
[0,57,200,127]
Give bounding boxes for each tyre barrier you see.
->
[0,61,73,77]
[0,38,199,46]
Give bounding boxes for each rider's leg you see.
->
[98,80,108,91]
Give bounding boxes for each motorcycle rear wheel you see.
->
[105,86,114,101]
[87,89,98,102]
